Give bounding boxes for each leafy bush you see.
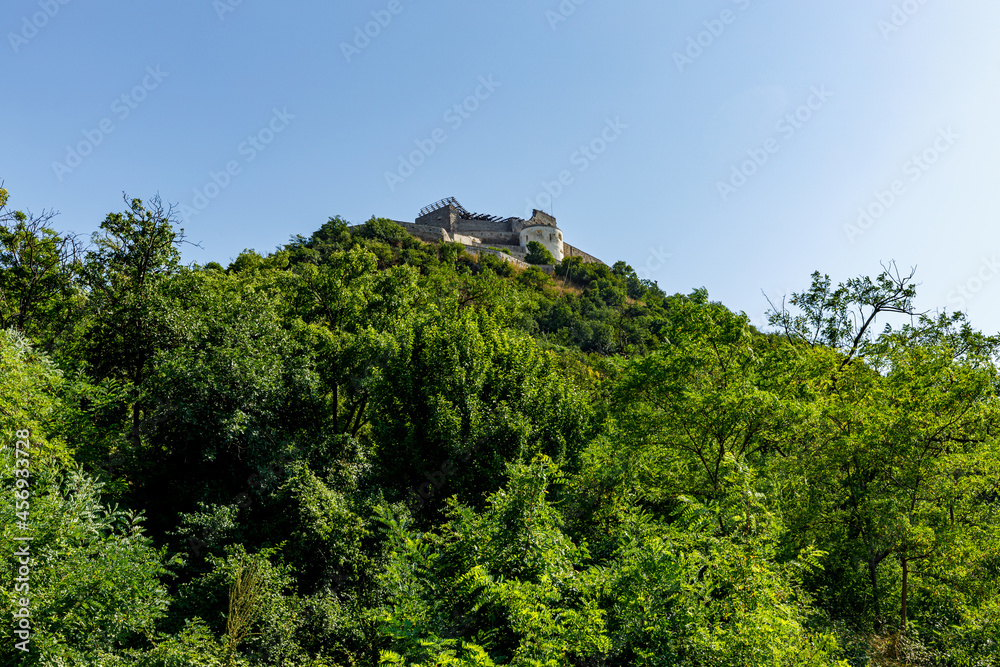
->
[524,241,555,265]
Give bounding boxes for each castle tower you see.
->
[415,197,461,235]
[518,210,564,262]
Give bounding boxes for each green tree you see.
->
[171,545,303,666]
[370,308,595,515]
[291,246,420,439]
[784,324,1000,638]
[286,215,355,265]
[81,195,185,386]
[768,268,1000,658]
[594,465,848,666]
[524,241,555,266]
[132,264,304,535]
[609,297,790,507]
[0,188,83,350]
[77,195,188,477]
[1,333,171,665]
[359,217,414,246]
[376,456,610,666]
[765,262,919,373]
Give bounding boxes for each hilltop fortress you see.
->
[389,197,602,268]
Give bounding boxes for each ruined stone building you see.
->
[391,197,602,268]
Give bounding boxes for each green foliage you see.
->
[524,242,555,266]
[139,618,227,667]
[780,322,1000,644]
[607,462,848,666]
[515,266,554,291]
[120,264,304,536]
[4,195,1000,665]
[766,262,918,362]
[376,456,610,666]
[0,336,170,663]
[286,215,355,265]
[0,199,82,348]
[173,546,304,666]
[478,252,514,277]
[608,297,789,506]
[370,308,595,515]
[10,475,170,663]
[81,195,183,385]
[0,329,73,469]
[359,217,413,246]
[274,462,371,591]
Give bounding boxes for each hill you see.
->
[2,191,999,666]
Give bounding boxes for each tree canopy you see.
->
[2,189,999,666]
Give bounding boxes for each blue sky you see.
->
[3,1,999,333]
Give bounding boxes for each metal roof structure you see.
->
[420,197,469,218]
[419,197,522,225]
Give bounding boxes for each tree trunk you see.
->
[868,559,882,628]
[899,556,909,634]
[130,400,143,450]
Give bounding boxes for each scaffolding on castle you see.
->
[420,197,469,218]
[419,197,520,225]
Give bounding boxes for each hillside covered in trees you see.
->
[2,191,999,666]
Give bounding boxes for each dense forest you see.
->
[2,189,999,666]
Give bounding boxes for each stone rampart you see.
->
[395,221,449,243]
[456,220,511,234]
[563,243,601,264]
[463,246,533,270]
[465,230,520,245]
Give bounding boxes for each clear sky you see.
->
[3,1,999,333]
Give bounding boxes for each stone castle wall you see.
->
[479,243,527,259]
[394,221,449,243]
[415,209,457,232]
[464,230,520,245]
[463,245,532,270]
[456,220,510,234]
[452,233,481,246]
[562,243,601,264]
